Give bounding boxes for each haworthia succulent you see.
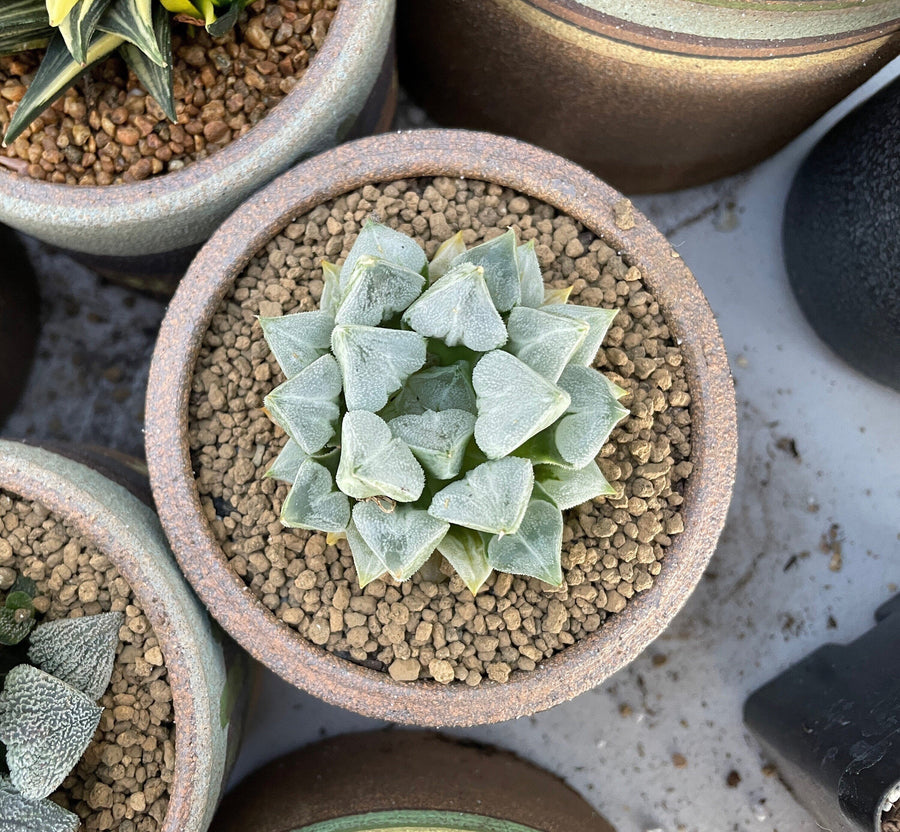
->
[334,256,425,327]
[534,461,615,511]
[389,409,475,481]
[280,459,350,533]
[0,776,80,832]
[449,229,521,312]
[260,310,335,378]
[340,220,428,281]
[436,526,492,596]
[487,497,564,586]
[400,362,477,415]
[344,520,387,589]
[428,231,466,282]
[505,305,589,382]
[517,240,545,309]
[543,303,618,367]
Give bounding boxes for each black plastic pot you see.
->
[744,594,900,832]
[783,78,900,391]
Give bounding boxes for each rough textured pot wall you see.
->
[211,731,616,832]
[145,130,737,726]
[398,0,900,193]
[0,440,244,832]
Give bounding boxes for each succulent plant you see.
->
[0,576,123,830]
[0,0,251,145]
[261,222,629,594]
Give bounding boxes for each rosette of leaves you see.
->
[0,575,123,831]
[261,222,629,595]
[0,0,251,145]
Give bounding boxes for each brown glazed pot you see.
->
[145,129,737,726]
[398,0,900,193]
[210,731,616,832]
[0,440,248,832]
[0,0,397,297]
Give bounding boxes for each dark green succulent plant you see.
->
[261,222,630,594]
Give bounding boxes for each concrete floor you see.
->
[3,61,899,832]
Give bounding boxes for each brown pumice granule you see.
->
[189,177,693,686]
[0,491,175,832]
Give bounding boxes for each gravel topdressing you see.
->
[0,0,337,185]
[188,177,693,686]
[0,490,175,832]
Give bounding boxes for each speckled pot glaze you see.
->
[0,440,248,832]
[145,129,738,726]
[398,0,900,193]
[0,0,396,263]
[210,731,616,832]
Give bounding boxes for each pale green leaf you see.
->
[505,306,589,382]
[281,459,350,533]
[265,439,340,483]
[428,230,465,282]
[45,0,79,26]
[97,0,163,66]
[517,241,544,308]
[341,220,427,282]
[331,324,426,412]
[335,411,424,503]
[56,0,111,64]
[263,354,342,454]
[388,408,475,480]
[380,361,477,421]
[449,228,520,312]
[543,303,618,366]
[345,519,387,588]
[542,285,573,306]
[487,498,564,586]
[534,461,614,510]
[0,777,80,832]
[437,526,492,595]
[472,351,570,459]
[428,457,533,535]
[320,260,342,317]
[334,255,425,326]
[260,310,335,378]
[353,502,449,582]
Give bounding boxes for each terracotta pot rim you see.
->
[0,440,218,831]
[145,128,738,727]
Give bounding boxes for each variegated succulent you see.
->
[0,0,250,145]
[261,222,629,594]
[0,575,123,832]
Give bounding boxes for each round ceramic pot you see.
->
[398,0,900,193]
[145,129,737,726]
[210,731,615,832]
[0,439,248,832]
[0,225,39,426]
[0,0,396,296]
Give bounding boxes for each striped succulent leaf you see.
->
[56,0,112,64]
[0,0,54,56]
[97,0,164,66]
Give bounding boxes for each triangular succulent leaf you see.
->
[534,461,615,510]
[472,351,570,459]
[428,457,533,535]
[543,304,618,366]
[336,411,424,503]
[281,460,350,533]
[334,255,425,326]
[341,220,427,282]
[487,498,564,586]
[27,611,122,700]
[517,241,544,308]
[264,439,307,483]
[505,306,589,382]
[388,409,475,480]
[428,230,466,281]
[259,310,334,378]
[449,229,520,312]
[0,665,103,800]
[264,354,342,454]
[320,260,342,316]
[332,325,426,412]
[403,263,507,352]
[353,502,449,582]
[380,361,477,421]
[543,285,573,306]
[437,526,492,595]
[0,777,80,832]
[345,519,387,588]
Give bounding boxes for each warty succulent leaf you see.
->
[543,303,618,367]
[436,526,492,596]
[428,457,534,536]
[0,665,102,800]
[334,255,425,327]
[380,361,477,421]
[0,591,35,647]
[403,262,507,352]
[534,461,615,511]
[331,324,426,412]
[0,776,80,832]
[264,354,342,454]
[487,497,564,586]
[472,350,571,459]
[427,231,466,282]
[505,305,589,382]
[516,241,544,309]
[388,408,475,481]
[352,502,449,582]
[341,220,428,283]
[449,229,520,312]
[27,611,122,700]
[336,411,424,503]
[259,310,335,378]
[280,459,350,533]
